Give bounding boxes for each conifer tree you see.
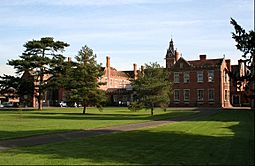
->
[64,45,106,114]
[230,18,255,108]
[8,37,69,110]
[130,62,172,116]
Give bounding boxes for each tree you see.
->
[0,75,20,100]
[0,75,34,106]
[129,62,172,116]
[8,37,69,110]
[63,45,106,114]
[229,18,255,108]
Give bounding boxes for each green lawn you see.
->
[0,110,253,165]
[0,107,197,140]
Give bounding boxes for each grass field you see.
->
[0,107,197,140]
[0,109,253,165]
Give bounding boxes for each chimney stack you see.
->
[106,56,110,68]
[133,63,138,80]
[175,50,180,62]
[141,65,145,77]
[200,54,207,61]
[67,57,72,62]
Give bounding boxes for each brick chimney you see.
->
[67,57,72,62]
[133,63,138,80]
[200,54,207,61]
[175,50,180,62]
[141,65,145,77]
[106,56,110,68]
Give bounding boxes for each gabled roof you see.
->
[104,67,130,78]
[110,68,130,77]
[188,58,224,67]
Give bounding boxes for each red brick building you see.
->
[230,60,251,107]
[21,56,135,107]
[166,39,232,108]
[99,56,133,106]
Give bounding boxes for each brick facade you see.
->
[166,39,232,108]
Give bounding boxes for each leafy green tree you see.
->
[8,37,69,110]
[130,62,172,116]
[230,18,255,108]
[63,45,106,114]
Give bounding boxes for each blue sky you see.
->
[0,0,253,76]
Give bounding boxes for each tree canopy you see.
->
[229,18,255,107]
[63,45,106,114]
[8,37,69,110]
[129,62,172,115]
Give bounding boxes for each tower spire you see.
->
[165,37,177,68]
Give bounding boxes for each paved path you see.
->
[0,110,216,152]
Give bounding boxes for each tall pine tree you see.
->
[64,45,106,114]
[130,62,172,116]
[8,37,69,110]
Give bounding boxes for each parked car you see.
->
[2,102,14,107]
[59,101,67,107]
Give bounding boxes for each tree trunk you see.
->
[151,107,154,116]
[38,73,43,111]
[83,106,86,114]
[38,93,42,111]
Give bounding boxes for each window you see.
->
[197,71,203,83]
[225,90,229,101]
[174,72,180,83]
[105,77,108,86]
[184,89,190,101]
[197,89,204,101]
[208,70,214,82]
[224,71,229,83]
[174,90,180,101]
[180,63,183,69]
[184,72,190,83]
[208,89,214,101]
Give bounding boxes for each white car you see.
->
[59,101,67,107]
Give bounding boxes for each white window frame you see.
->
[197,89,204,101]
[224,90,229,101]
[174,89,180,101]
[174,72,180,83]
[184,89,190,101]
[208,89,214,101]
[197,71,203,83]
[184,72,190,83]
[208,70,214,82]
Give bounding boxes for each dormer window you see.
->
[180,63,183,69]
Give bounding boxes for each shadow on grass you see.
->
[21,111,199,121]
[2,121,253,165]
[0,110,253,165]
[0,129,70,141]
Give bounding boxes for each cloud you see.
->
[0,0,192,7]
[0,65,16,76]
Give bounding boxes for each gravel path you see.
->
[0,110,216,152]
